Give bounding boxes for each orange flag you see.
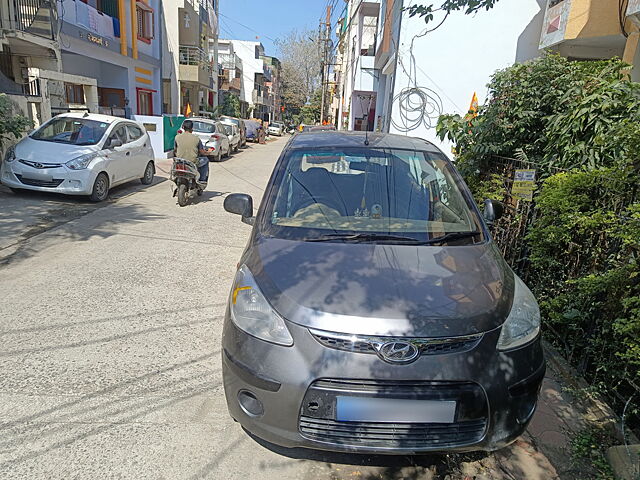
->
[184,102,193,117]
[468,92,479,117]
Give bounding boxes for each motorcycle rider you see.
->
[174,120,209,183]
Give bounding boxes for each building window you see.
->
[80,0,118,18]
[136,1,154,43]
[65,84,85,104]
[137,89,153,115]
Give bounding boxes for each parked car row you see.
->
[0,112,284,203]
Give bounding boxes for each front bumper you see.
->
[1,160,96,195]
[222,313,545,454]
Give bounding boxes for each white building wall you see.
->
[387,0,542,155]
[230,40,263,106]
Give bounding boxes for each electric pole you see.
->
[319,5,331,124]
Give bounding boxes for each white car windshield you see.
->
[189,121,216,134]
[31,117,110,146]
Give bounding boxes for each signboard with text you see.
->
[512,169,536,202]
[540,0,572,49]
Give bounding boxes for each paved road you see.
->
[0,137,564,479]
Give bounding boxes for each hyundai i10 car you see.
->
[222,131,545,454]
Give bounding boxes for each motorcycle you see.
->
[171,157,207,207]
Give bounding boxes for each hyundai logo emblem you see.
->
[377,341,420,364]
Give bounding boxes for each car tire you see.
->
[140,161,154,185]
[177,184,188,206]
[89,172,109,202]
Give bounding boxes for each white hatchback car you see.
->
[1,113,154,202]
[221,121,240,153]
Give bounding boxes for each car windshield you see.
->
[31,117,110,145]
[263,147,483,243]
[189,121,216,134]
[221,116,239,127]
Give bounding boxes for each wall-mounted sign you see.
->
[79,31,110,48]
[540,0,572,49]
[512,169,537,202]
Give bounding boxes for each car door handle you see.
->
[126,151,130,156]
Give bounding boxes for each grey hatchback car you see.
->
[222,132,545,454]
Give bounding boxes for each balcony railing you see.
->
[252,90,265,105]
[0,0,55,39]
[179,46,211,71]
[218,52,242,70]
[21,78,40,96]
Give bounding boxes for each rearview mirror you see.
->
[107,138,123,149]
[483,199,504,226]
[224,193,254,225]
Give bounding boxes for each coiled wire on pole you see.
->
[391,86,443,133]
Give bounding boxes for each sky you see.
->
[218,0,341,57]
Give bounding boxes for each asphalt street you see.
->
[0,136,562,479]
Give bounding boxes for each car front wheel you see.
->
[89,172,109,202]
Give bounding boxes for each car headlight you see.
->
[230,265,293,346]
[4,146,16,163]
[497,274,541,351]
[66,152,98,170]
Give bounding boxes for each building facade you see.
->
[230,40,269,120]
[162,0,218,116]
[215,38,247,117]
[0,0,100,127]
[262,55,282,122]
[57,0,162,118]
[520,0,640,82]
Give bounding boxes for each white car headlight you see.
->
[230,265,293,346]
[66,152,99,170]
[497,274,541,351]
[4,146,16,163]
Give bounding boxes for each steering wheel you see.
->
[292,195,347,217]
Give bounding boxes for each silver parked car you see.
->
[222,132,545,454]
[267,122,284,136]
[221,121,241,153]
[1,113,154,202]
[180,118,230,162]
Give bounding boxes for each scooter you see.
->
[171,158,207,207]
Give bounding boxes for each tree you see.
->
[407,0,500,30]
[220,93,241,118]
[275,29,323,116]
[0,94,31,149]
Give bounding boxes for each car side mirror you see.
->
[224,193,254,225]
[484,199,505,226]
[107,138,123,149]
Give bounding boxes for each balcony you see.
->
[539,0,626,58]
[252,89,265,105]
[218,52,242,71]
[0,0,55,40]
[179,46,212,88]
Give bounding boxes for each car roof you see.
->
[54,112,122,124]
[185,117,217,124]
[289,131,443,152]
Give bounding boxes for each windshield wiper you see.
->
[305,231,482,245]
[423,231,481,245]
[305,233,426,244]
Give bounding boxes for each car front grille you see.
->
[16,175,64,188]
[299,379,488,449]
[299,416,487,449]
[310,329,483,357]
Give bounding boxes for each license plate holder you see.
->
[336,396,456,423]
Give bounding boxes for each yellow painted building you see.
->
[538,0,640,80]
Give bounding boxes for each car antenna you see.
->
[83,111,89,117]
[364,129,369,146]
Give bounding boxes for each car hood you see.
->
[246,237,514,337]
[15,137,99,164]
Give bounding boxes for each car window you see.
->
[127,124,144,141]
[222,124,234,135]
[188,121,215,134]
[107,125,129,146]
[264,147,481,241]
[31,117,110,145]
